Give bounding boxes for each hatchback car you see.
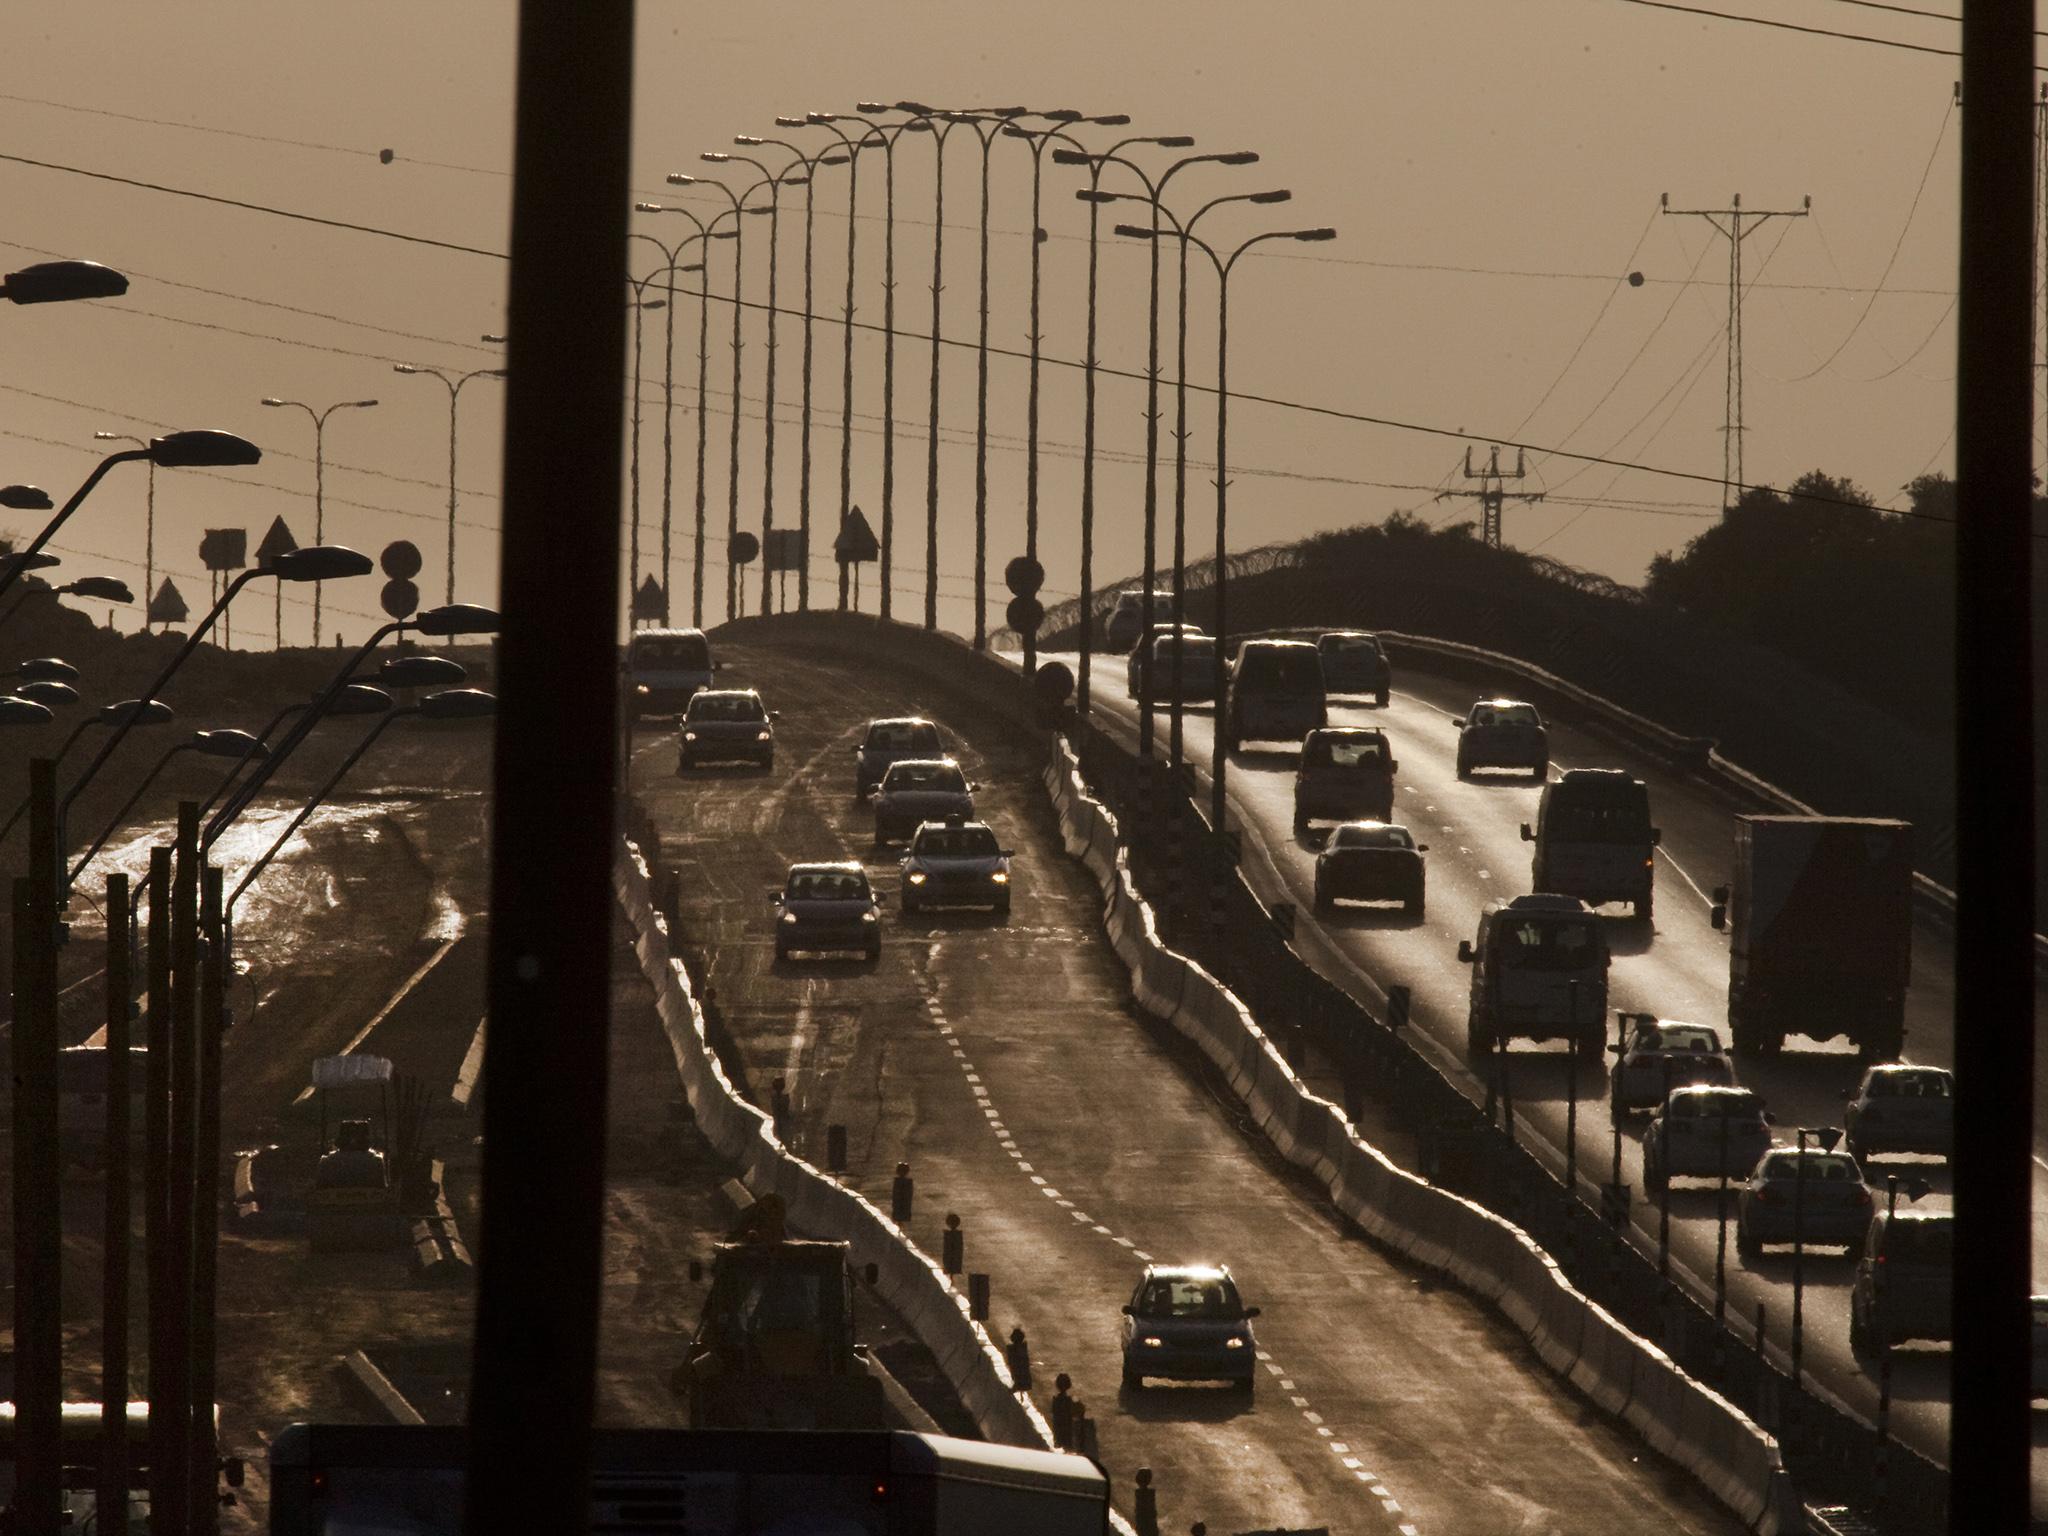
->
[900,819,1011,917]
[873,758,975,846]
[1316,630,1391,707]
[1314,821,1426,916]
[1850,1209,1954,1357]
[1294,726,1397,834]
[1222,639,1327,754]
[854,717,945,797]
[1736,1147,1873,1258]
[1641,1086,1774,1193]
[1128,630,1217,704]
[1456,698,1549,779]
[1843,1064,1955,1163]
[1120,1264,1259,1393]
[1610,1017,1736,1117]
[677,688,776,770]
[1104,589,1156,655]
[773,862,881,962]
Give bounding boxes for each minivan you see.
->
[1222,639,1326,754]
[624,627,716,722]
[1457,893,1610,1055]
[1521,768,1659,919]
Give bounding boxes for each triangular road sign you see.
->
[255,515,299,567]
[632,575,666,621]
[148,578,188,627]
[834,505,879,564]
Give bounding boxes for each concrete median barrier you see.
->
[1568,1303,1640,1419]
[1528,1274,1589,1377]
[1623,1344,1692,1464]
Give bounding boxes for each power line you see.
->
[1607,0,2048,64]
[1815,0,2048,38]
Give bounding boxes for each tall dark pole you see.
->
[626,277,654,614]
[631,218,712,623]
[466,3,630,1532]
[843,110,915,620]
[98,870,132,1530]
[190,857,224,1536]
[143,845,174,1535]
[659,257,680,621]
[693,243,715,626]
[165,802,201,1536]
[920,115,953,631]
[1953,0,2036,1525]
[257,398,380,646]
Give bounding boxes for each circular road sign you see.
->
[1005,595,1045,635]
[1004,555,1044,598]
[381,577,420,620]
[381,540,424,580]
[732,531,761,566]
[1033,660,1074,705]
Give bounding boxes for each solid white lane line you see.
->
[450,1015,489,1108]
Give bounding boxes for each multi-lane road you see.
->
[1035,642,2048,1507]
[635,637,1744,1536]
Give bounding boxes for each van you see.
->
[1456,893,1610,1055]
[58,1044,150,1169]
[1222,639,1326,754]
[624,627,716,723]
[1521,768,1659,918]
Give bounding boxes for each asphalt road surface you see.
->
[635,637,1743,1536]
[1039,644,2048,1508]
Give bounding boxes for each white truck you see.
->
[1458,893,1611,1055]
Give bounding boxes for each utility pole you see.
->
[1435,446,1543,550]
[1661,192,1810,516]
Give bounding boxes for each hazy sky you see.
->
[0,1,2009,644]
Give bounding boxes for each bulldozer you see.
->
[671,1194,888,1430]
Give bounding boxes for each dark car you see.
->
[773,862,881,963]
[1294,726,1396,834]
[1610,1017,1735,1117]
[1313,821,1426,916]
[873,758,975,846]
[1120,1264,1259,1393]
[1316,630,1391,707]
[1223,639,1326,754]
[854,717,944,797]
[677,688,775,770]
[1736,1148,1873,1258]
[1104,590,1151,655]
[1850,1209,1953,1357]
[1128,630,1216,704]
[1641,1086,1774,1192]
[1456,698,1549,779]
[900,818,1011,917]
[1843,1064,1954,1163]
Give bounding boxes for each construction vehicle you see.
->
[306,1055,406,1252]
[1711,816,1913,1058]
[672,1195,889,1430]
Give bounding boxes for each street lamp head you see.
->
[734,135,765,146]
[2,260,129,305]
[98,698,174,729]
[700,152,733,164]
[637,298,668,312]
[894,100,935,115]
[349,398,380,409]
[370,655,468,690]
[1113,223,1160,240]
[1248,189,1293,204]
[1153,135,1198,149]
[18,658,78,684]
[1089,114,1134,126]
[193,729,268,760]
[412,602,501,637]
[0,696,54,726]
[420,687,497,722]
[1075,188,1119,203]
[665,173,699,186]
[260,397,288,408]
[633,201,664,213]
[481,333,505,345]
[806,111,840,123]
[148,430,262,468]
[819,154,850,167]
[1291,228,1338,242]
[394,363,423,374]
[14,680,77,709]
[782,174,810,186]
[1040,110,1085,122]
[1211,151,1259,166]
[679,263,705,273]
[327,684,395,718]
[775,116,807,128]
[0,485,53,511]
[1051,149,1096,167]
[273,544,375,582]
[0,553,62,579]
[68,577,133,603]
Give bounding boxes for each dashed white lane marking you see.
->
[1475,868,1491,880]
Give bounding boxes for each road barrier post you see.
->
[967,1272,989,1322]
[1133,1468,1158,1536]
[890,1161,913,1225]
[942,1212,963,1276]
[1006,1326,1031,1391]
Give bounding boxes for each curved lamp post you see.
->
[71,729,269,883]
[2,261,127,305]
[391,363,506,611]
[0,697,175,843]
[259,397,380,646]
[196,684,396,824]
[629,210,714,625]
[0,575,134,638]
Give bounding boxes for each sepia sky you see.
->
[0,0,2013,642]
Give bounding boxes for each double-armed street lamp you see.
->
[259,397,380,646]
[622,283,667,610]
[391,359,507,612]
[630,208,720,625]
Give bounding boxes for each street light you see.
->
[0,698,176,843]
[630,209,717,625]
[196,684,396,824]
[71,729,269,884]
[0,575,135,639]
[14,681,77,711]
[0,696,53,726]
[391,362,506,612]
[259,397,380,647]
[0,485,53,510]
[2,261,128,305]
[3,658,79,687]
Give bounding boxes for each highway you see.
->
[635,637,1744,1536]
[1036,642,2048,1506]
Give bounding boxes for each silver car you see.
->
[677,688,775,770]
[1610,1017,1736,1117]
[1120,1264,1259,1393]
[773,862,881,963]
[900,818,1011,917]
[873,758,974,846]
[1736,1147,1873,1258]
[1843,1064,1954,1163]
[1641,1085,1774,1193]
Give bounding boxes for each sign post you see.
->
[255,516,298,650]
[833,506,878,613]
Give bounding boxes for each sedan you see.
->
[1294,727,1397,834]
[1316,629,1391,706]
[1641,1086,1774,1193]
[1843,1063,1954,1163]
[855,717,945,797]
[873,758,975,847]
[901,818,1011,918]
[1736,1148,1873,1259]
[1610,1017,1736,1117]
[1313,821,1426,916]
[773,862,881,963]
[677,688,776,770]
[1120,1264,1259,1393]
[1456,698,1549,779]
[1849,1209,1953,1357]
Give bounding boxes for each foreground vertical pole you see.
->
[189,860,225,1535]
[144,845,175,1533]
[465,3,631,1531]
[1951,0,2037,1527]
[100,871,133,1529]
[163,802,202,1536]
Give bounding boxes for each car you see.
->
[773,862,881,962]
[873,758,975,846]
[1842,1064,1954,1163]
[1610,1017,1736,1117]
[1314,821,1426,916]
[1119,1264,1260,1392]
[1849,1209,1954,1357]
[1641,1086,1775,1193]
[1736,1147,1873,1259]
[624,626,716,722]
[1104,590,1155,655]
[1458,894,1609,1055]
[1522,768,1658,917]
[854,717,945,797]
[1127,630,1216,704]
[677,688,776,770]
[1455,698,1549,779]
[1222,639,1326,754]
[1294,726,1396,834]
[900,818,1012,918]
[1316,630,1391,707]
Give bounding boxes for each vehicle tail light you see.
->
[1856,1187,1872,1205]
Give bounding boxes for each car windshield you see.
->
[868,722,940,753]
[1760,1153,1860,1182]
[1333,824,1412,850]
[1640,1025,1721,1054]
[1674,1088,1759,1118]
[1305,734,1386,770]
[1472,703,1539,728]
[1153,636,1215,661]
[788,871,870,902]
[916,827,1000,858]
[1137,1276,1244,1319]
[1320,635,1381,657]
[631,634,708,669]
[1882,1220,1953,1265]
[1868,1071,1951,1099]
[885,763,966,793]
[1239,646,1322,691]
[1548,787,1651,842]
[1494,917,1602,970]
[688,693,764,722]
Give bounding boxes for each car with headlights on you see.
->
[1294,726,1397,834]
[1455,698,1549,780]
[873,758,975,846]
[1736,1147,1872,1259]
[1641,1085,1774,1194]
[1316,629,1391,707]
[1313,821,1426,916]
[677,688,776,771]
[772,862,881,963]
[1610,1016,1736,1117]
[1843,1063,1954,1164]
[1120,1264,1259,1393]
[900,818,1011,918]
[854,717,945,798]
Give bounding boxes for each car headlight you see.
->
[1140,1336,1163,1348]
[781,911,798,925]
[989,870,1008,884]
[907,871,927,885]
[635,684,649,695]
[683,730,697,741]
[757,730,772,741]
[1223,1336,1245,1349]
[861,910,878,923]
